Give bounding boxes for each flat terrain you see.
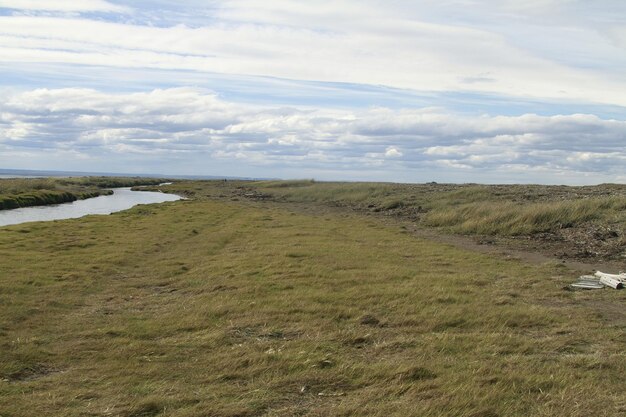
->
[160,180,626,263]
[1,180,625,416]
[0,177,165,210]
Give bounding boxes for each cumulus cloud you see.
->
[1,87,625,183]
[385,147,403,158]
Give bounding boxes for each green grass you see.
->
[423,196,626,235]
[1,190,625,416]
[251,180,416,207]
[0,177,166,210]
[0,189,105,209]
[223,181,626,258]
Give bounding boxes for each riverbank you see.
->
[1,184,624,416]
[0,187,181,227]
[0,177,167,210]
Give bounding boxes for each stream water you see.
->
[0,187,181,227]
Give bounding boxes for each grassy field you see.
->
[163,180,625,261]
[1,182,625,416]
[0,177,165,210]
[241,180,626,235]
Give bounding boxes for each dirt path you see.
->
[401,222,625,274]
[235,192,626,275]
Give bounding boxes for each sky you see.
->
[0,0,625,184]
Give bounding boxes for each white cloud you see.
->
[1,87,625,183]
[0,1,624,106]
[609,26,626,49]
[0,0,131,13]
[385,147,403,158]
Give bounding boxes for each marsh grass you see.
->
[251,181,421,210]
[423,196,626,235]
[244,181,626,239]
[0,177,165,210]
[1,195,625,416]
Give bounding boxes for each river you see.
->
[0,187,181,227]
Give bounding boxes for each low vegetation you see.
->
[242,181,626,233]
[215,180,626,260]
[1,181,624,416]
[149,180,626,260]
[423,196,626,235]
[0,177,165,210]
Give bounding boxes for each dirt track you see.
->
[230,184,626,275]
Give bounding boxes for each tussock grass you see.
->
[243,181,626,241]
[1,194,624,416]
[0,178,59,195]
[255,179,316,188]
[424,196,626,235]
[253,181,419,209]
[0,190,87,209]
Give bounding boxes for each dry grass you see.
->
[423,196,626,235]
[247,181,626,231]
[1,189,625,416]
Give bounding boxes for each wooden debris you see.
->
[570,281,604,290]
[569,271,625,290]
[598,275,624,289]
[594,271,626,283]
[569,275,603,290]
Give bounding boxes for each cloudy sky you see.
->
[0,0,625,183]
